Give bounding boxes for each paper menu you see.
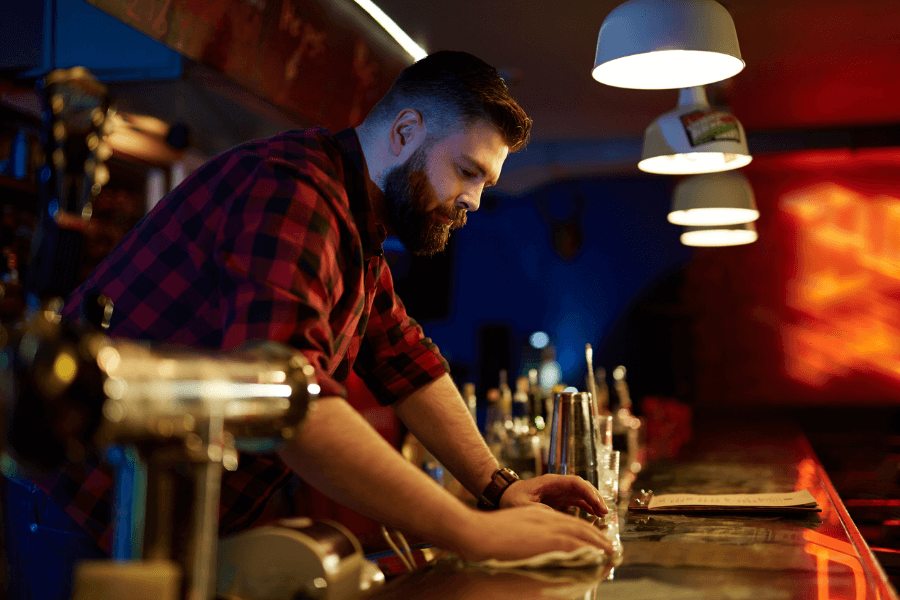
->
[629,489,821,513]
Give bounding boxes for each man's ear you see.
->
[388,109,424,157]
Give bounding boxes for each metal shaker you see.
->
[547,391,599,487]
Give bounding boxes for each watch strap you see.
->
[477,468,520,510]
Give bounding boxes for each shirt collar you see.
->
[333,127,386,259]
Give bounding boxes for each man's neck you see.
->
[354,125,391,230]
[366,179,390,231]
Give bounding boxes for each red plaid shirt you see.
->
[39,127,449,553]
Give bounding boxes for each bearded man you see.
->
[4,50,609,600]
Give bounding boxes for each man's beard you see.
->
[382,145,467,256]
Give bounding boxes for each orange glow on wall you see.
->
[781,181,900,387]
[683,148,900,406]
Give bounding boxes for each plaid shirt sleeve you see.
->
[215,155,350,400]
[352,261,450,405]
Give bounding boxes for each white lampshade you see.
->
[639,86,752,175]
[592,0,744,90]
[668,171,758,226]
[680,221,757,247]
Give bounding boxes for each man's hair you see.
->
[366,50,532,152]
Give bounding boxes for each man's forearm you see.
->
[278,391,613,562]
[391,373,499,498]
[277,396,475,550]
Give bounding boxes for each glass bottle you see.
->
[611,366,645,475]
[527,368,547,430]
[496,376,538,479]
[594,367,611,416]
[512,376,530,425]
[483,386,507,459]
[462,381,477,424]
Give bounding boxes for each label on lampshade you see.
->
[681,109,741,147]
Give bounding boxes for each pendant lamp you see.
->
[668,171,758,226]
[680,221,757,247]
[639,86,751,175]
[592,0,744,90]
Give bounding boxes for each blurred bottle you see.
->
[528,369,551,475]
[422,448,444,486]
[611,366,645,475]
[498,369,512,417]
[594,367,611,415]
[484,371,544,479]
[483,386,507,458]
[402,432,449,490]
[527,368,547,431]
[496,370,515,459]
[497,376,538,479]
[610,366,628,452]
[513,376,530,423]
[462,381,477,424]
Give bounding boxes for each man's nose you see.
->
[456,185,483,212]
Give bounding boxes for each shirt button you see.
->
[29,523,38,532]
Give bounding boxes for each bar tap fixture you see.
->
[3,301,319,600]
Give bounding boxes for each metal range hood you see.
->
[0,0,412,158]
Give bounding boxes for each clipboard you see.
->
[628,489,822,515]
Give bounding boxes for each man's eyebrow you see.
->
[460,155,499,187]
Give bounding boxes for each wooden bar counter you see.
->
[364,415,897,600]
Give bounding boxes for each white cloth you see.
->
[472,546,614,570]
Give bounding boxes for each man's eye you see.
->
[460,167,475,178]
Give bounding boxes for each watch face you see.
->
[498,468,519,483]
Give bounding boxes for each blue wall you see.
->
[1,0,182,79]
[411,175,693,391]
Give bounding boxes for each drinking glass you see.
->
[598,450,620,506]
[594,414,613,464]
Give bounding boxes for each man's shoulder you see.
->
[185,128,360,245]
[239,127,345,181]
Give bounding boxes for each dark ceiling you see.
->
[9,0,895,194]
[375,0,900,190]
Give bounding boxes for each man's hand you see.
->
[453,505,612,562]
[499,474,608,516]
[279,396,612,563]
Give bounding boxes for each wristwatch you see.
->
[477,467,520,510]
